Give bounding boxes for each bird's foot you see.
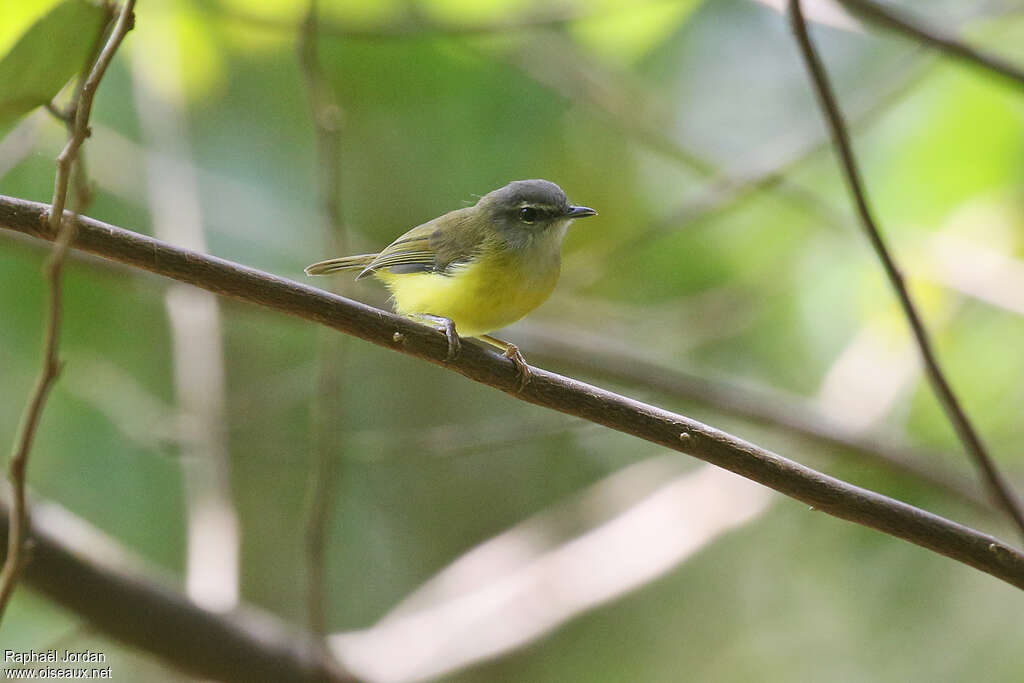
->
[441,320,461,362]
[417,314,462,362]
[502,343,532,393]
[476,334,531,392]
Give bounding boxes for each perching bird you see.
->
[305,179,596,388]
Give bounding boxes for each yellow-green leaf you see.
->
[0,0,111,128]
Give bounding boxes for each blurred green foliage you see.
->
[1,0,1023,680]
[0,0,109,130]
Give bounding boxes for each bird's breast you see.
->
[376,237,562,337]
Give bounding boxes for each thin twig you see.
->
[0,0,135,622]
[837,0,1024,88]
[1,196,1023,589]
[298,0,347,639]
[788,0,1024,540]
[53,1,119,241]
[45,101,73,125]
[48,1,135,237]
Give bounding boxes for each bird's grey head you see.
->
[477,179,596,246]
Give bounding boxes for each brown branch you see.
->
[46,0,116,211]
[298,0,347,639]
[48,0,135,236]
[1,195,1023,590]
[836,0,1024,88]
[788,0,1024,540]
[513,325,990,513]
[0,0,135,622]
[0,496,353,682]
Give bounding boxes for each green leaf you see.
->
[0,0,111,129]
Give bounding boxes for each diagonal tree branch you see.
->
[0,0,135,623]
[836,0,1024,88]
[0,496,353,682]
[512,324,991,513]
[1,195,1022,589]
[788,0,1024,539]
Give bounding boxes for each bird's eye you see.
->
[519,207,539,224]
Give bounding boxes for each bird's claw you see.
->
[416,314,462,362]
[503,343,531,392]
[442,320,461,362]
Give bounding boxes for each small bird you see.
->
[305,179,596,388]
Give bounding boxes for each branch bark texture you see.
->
[515,325,989,512]
[1,195,1023,591]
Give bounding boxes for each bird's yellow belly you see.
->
[375,250,560,337]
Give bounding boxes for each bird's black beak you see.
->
[566,205,597,218]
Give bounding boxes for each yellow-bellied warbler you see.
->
[305,179,596,387]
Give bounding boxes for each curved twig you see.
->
[0,0,135,622]
[837,0,1024,88]
[788,0,1024,539]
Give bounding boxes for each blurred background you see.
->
[1,0,1023,680]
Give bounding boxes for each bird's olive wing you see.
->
[359,208,483,278]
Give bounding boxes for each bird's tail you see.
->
[304,254,377,276]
